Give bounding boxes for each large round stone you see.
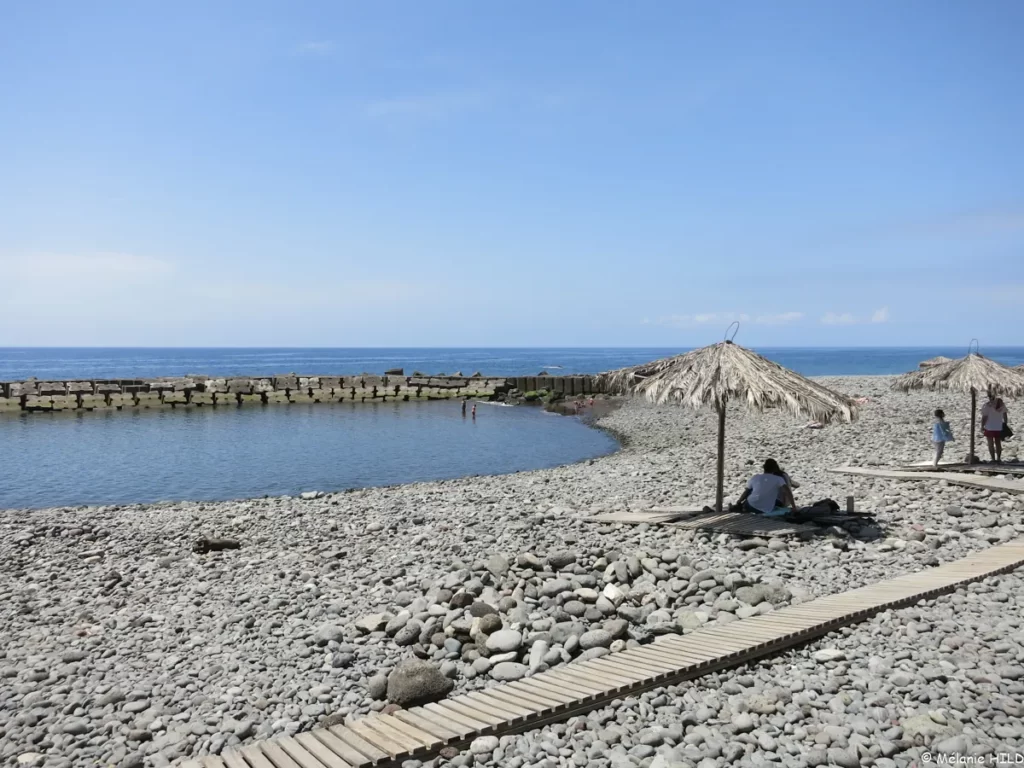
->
[490,662,528,681]
[485,629,522,654]
[386,660,454,707]
[470,735,500,755]
[547,551,577,570]
[579,629,613,650]
[540,579,572,598]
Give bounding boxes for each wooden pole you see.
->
[970,387,977,464]
[715,400,726,513]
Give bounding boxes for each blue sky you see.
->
[1,2,1022,347]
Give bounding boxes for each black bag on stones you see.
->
[785,498,839,523]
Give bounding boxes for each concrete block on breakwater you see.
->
[0,373,605,415]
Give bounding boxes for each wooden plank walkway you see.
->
[178,539,1024,768]
[899,462,1024,477]
[669,510,819,537]
[586,509,821,536]
[831,465,1024,494]
[586,508,703,525]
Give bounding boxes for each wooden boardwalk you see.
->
[899,462,1024,477]
[179,539,1024,768]
[587,509,820,537]
[831,465,1024,494]
[670,510,819,537]
[586,508,703,525]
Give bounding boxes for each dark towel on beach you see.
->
[786,498,840,523]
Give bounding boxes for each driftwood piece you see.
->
[192,537,241,554]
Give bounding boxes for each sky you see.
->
[1,2,1022,348]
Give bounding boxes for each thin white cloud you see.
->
[2,252,174,281]
[821,312,857,326]
[692,313,727,325]
[647,311,802,329]
[364,91,488,120]
[821,308,889,325]
[756,311,804,325]
[649,312,746,329]
[990,284,1024,303]
[961,209,1024,232]
[296,41,334,56]
[0,251,447,345]
[187,278,432,310]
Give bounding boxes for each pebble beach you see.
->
[2,375,1023,768]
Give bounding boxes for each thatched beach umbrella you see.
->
[598,351,697,395]
[892,344,1024,463]
[600,327,859,513]
[919,355,953,369]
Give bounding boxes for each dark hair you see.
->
[935,409,945,419]
[763,458,781,475]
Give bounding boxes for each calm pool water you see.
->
[0,401,618,510]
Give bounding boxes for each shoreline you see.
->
[0,397,622,518]
[2,374,1022,767]
[1,374,885,515]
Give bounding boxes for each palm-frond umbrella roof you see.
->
[597,351,697,395]
[893,353,1024,397]
[600,338,857,512]
[892,350,1024,464]
[919,355,954,369]
[633,340,858,423]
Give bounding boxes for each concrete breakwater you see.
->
[0,373,604,414]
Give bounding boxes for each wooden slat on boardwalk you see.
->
[186,539,1024,768]
[831,465,1024,494]
[307,732,366,767]
[670,510,819,536]
[585,509,703,524]
[326,726,388,765]
[221,753,250,768]
[899,462,1024,477]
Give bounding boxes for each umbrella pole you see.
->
[970,387,977,464]
[715,400,726,513]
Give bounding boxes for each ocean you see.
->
[0,399,617,510]
[2,346,1023,381]
[2,347,1022,510]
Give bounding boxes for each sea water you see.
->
[2,347,1022,509]
[0,399,618,510]
[3,346,1023,381]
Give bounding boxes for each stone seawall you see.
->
[0,374,604,414]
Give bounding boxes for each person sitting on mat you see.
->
[737,458,797,514]
[776,466,800,507]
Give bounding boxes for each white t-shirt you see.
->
[981,401,1006,432]
[746,473,788,514]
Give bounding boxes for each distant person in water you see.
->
[980,392,1009,462]
[461,400,467,417]
[471,403,477,419]
[737,459,797,514]
[932,408,954,467]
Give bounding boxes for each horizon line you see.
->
[2,345,1023,351]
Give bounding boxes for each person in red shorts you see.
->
[980,391,1009,463]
